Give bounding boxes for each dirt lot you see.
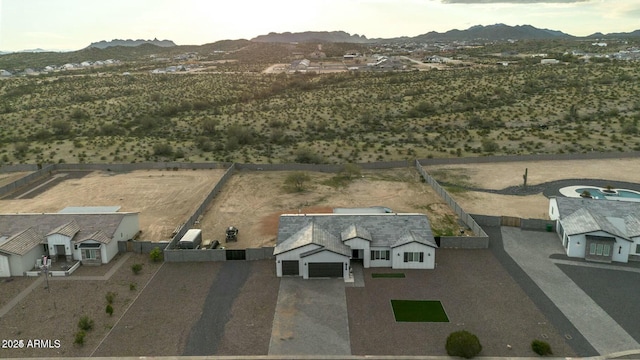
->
[425,158,640,219]
[0,169,225,241]
[198,168,462,249]
[0,171,31,187]
[0,253,162,358]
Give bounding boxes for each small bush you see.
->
[78,316,94,331]
[149,247,163,262]
[74,330,86,345]
[129,282,137,291]
[105,291,117,304]
[446,330,482,359]
[131,263,143,274]
[106,304,113,316]
[531,339,552,356]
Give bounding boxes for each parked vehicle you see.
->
[178,229,202,249]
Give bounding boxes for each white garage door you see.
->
[0,255,10,277]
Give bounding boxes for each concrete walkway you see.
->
[346,262,365,288]
[501,227,640,355]
[50,252,131,281]
[269,278,351,356]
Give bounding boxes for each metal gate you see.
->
[501,216,521,227]
[226,249,246,260]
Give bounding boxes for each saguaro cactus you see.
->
[523,168,528,188]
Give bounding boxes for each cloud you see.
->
[442,0,588,3]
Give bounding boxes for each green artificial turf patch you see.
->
[372,273,405,278]
[391,300,449,322]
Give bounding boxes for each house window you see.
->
[589,243,597,255]
[84,249,98,260]
[403,252,424,263]
[603,245,610,256]
[370,250,390,260]
[636,244,640,254]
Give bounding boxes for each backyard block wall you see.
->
[415,160,489,248]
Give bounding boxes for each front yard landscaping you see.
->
[391,300,449,322]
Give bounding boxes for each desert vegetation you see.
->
[1,42,639,166]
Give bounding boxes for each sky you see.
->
[1,0,639,51]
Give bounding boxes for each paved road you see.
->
[501,226,640,355]
[269,278,351,355]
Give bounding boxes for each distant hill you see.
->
[586,29,640,39]
[252,31,370,43]
[408,24,573,42]
[87,38,177,49]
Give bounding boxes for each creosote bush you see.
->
[531,339,552,356]
[78,315,94,331]
[105,291,117,304]
[74,330,86,345]
[149,247,163,262]
[131,263,143,274]
[445,330,482,359]
[106,304,114,316]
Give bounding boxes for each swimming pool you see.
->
[575,187,640,199]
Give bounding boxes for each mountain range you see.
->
[87,38,177,49]
[251,24,640,43]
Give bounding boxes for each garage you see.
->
[0,254,10,277]
[281,260,299,276]
[309,262,343,278]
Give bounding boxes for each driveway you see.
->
[268,278,351,355]
[501,226,640,355]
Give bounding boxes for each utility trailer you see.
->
[178,229,203,249]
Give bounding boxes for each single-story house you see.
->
[0,212,139,277]
[549,197,640,263]
[274,213,438,279]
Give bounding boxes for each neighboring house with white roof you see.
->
[549,197,640,263]
[0,211,139,277]
[274,213,437,279]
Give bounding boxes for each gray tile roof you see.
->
[0,227,43,256]
[273,221,351,257]
[340,223,372,242]
[276,213,436,249]
[392,230,438,248]
[556,197,640,240]
[0,213,137,254]
[47,220,80,237]
[76,230,112,244]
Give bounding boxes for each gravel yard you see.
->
[0,254,162,358]
[346,249,576,357]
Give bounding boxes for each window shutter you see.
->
[419,252,424,263]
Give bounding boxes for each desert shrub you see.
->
[74,330,86,345]
[153,143,173,156]
[106,304,113,316]
[481,138,499,153]
[149,247,163,262]
[294,147,323,164]
[78,316,94,331]
[131,263,143,274]
[445,330,482,359]
[105,291,117,304]
[339,163,361,180]
[284,172,311,192]
[129,282,137,291]
[531,339,552,356]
